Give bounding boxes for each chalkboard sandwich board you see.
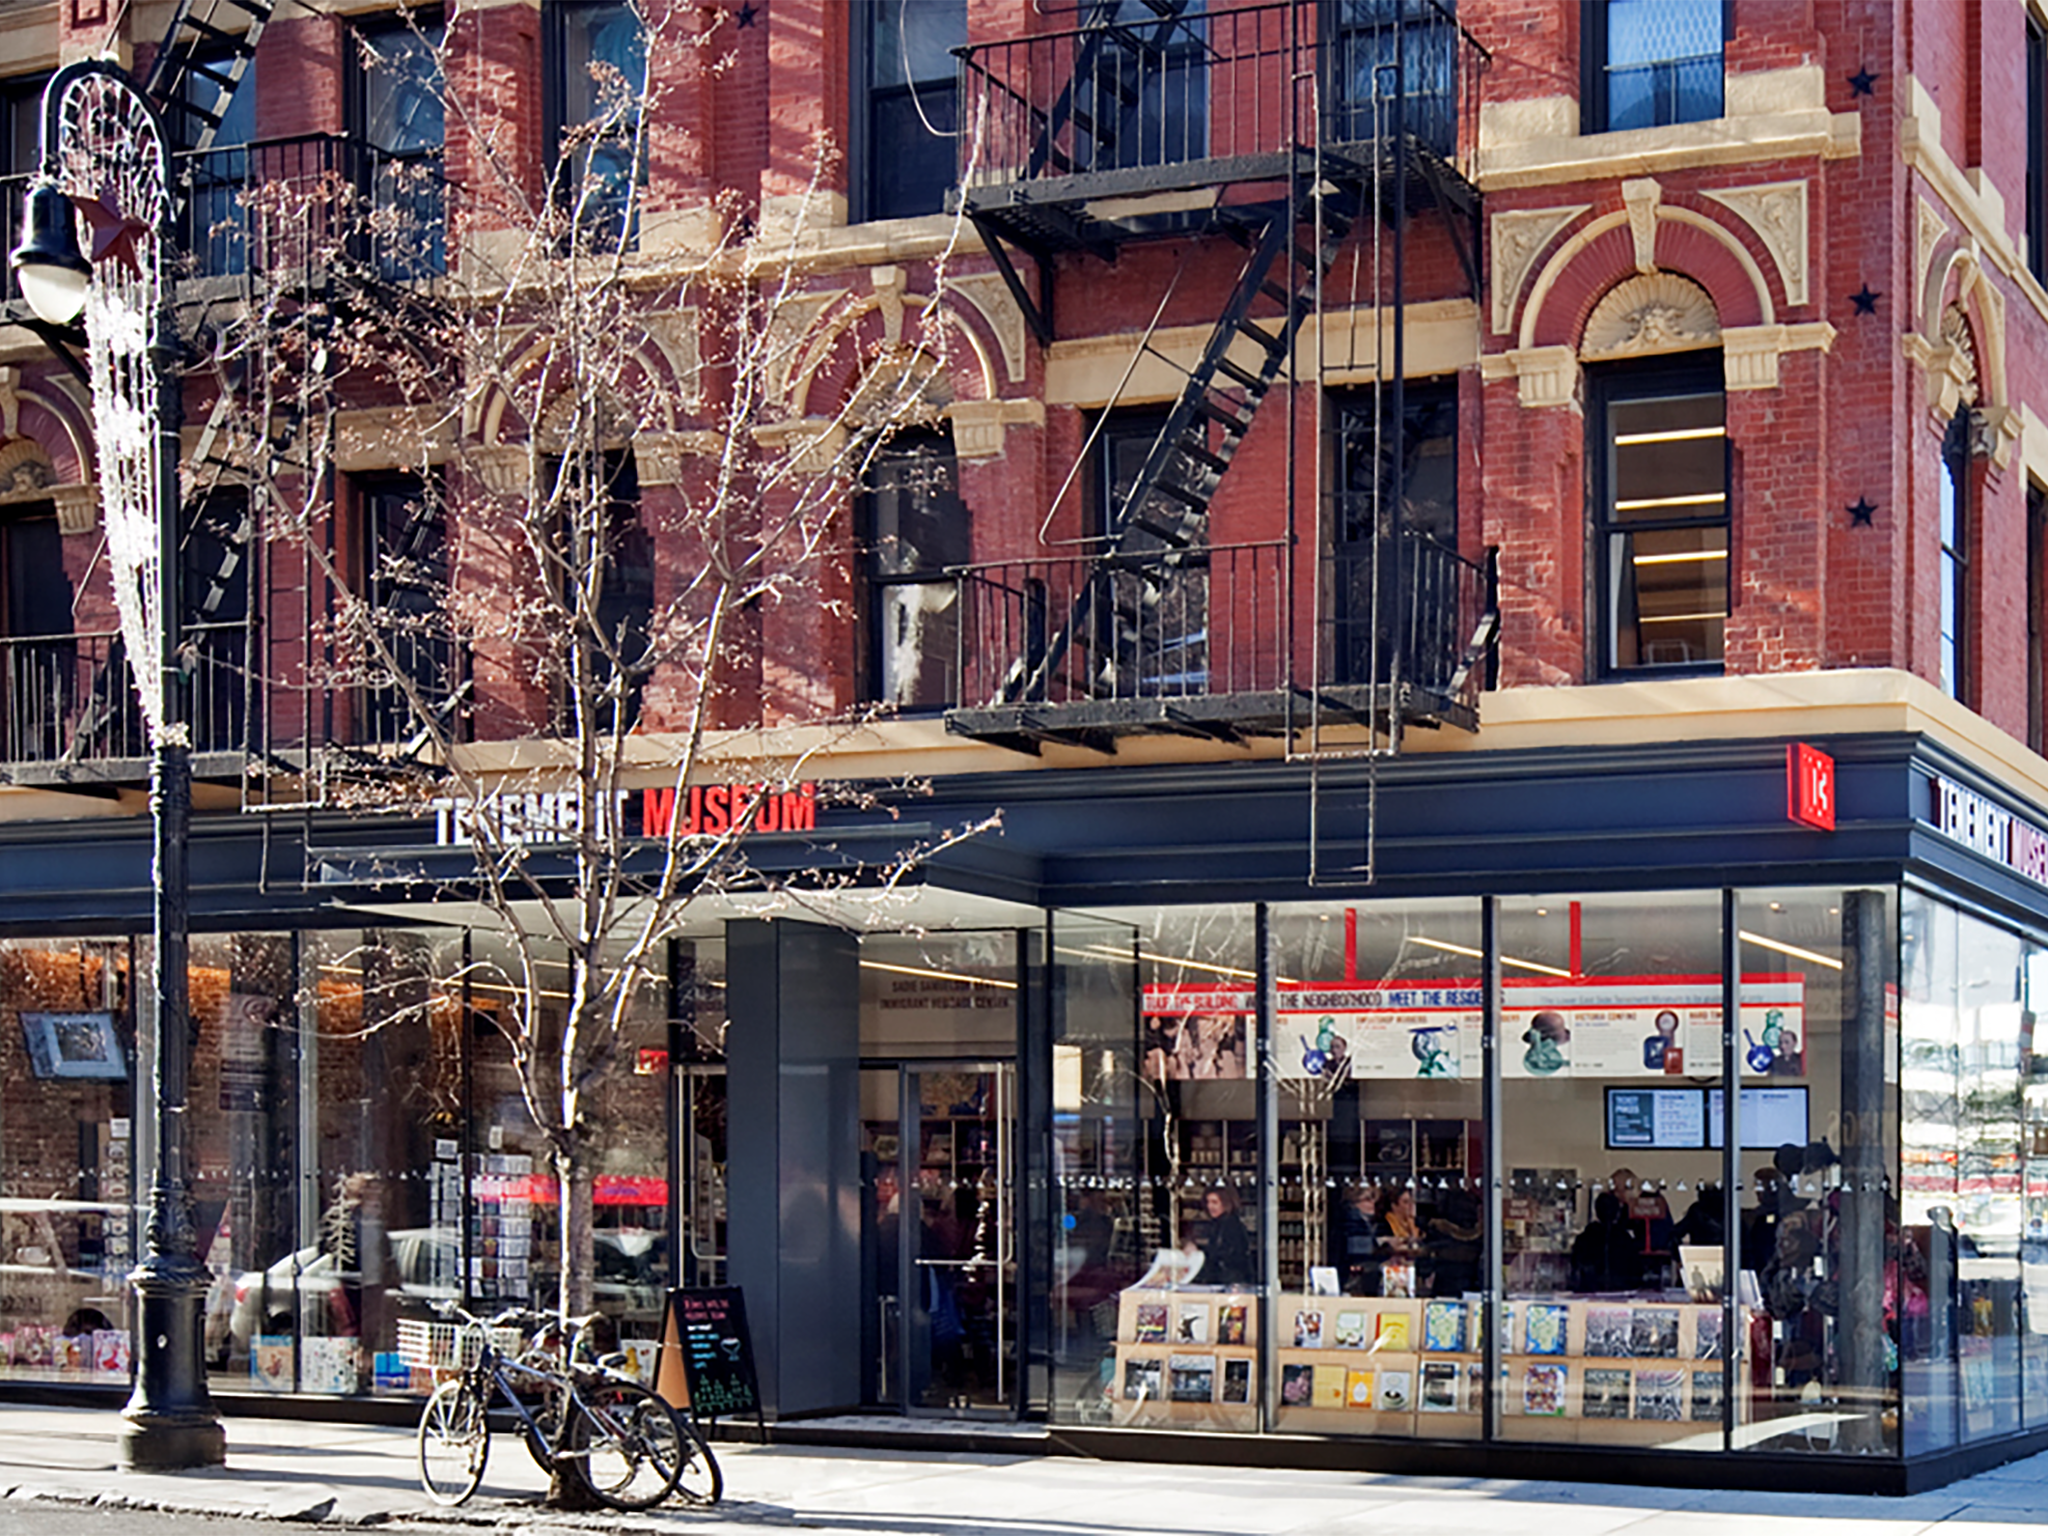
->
[655,1286,762,1428]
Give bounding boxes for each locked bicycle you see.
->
[407,1303,720,1509]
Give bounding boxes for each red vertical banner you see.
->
[1787,742,1837,831]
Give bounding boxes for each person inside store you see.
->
[1669,1182,1726,1248]
[1570,1191,1646,1293]
[1375,1184,1425,1290]
[1741,1145,1810,1271]
[1610,1166,1674,1278]
[1199,1183,1253,1286]
[1338,1182,1382,1295]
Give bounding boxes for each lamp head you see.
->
[12,180,90,326]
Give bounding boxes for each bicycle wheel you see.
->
[565,1378,684,1511]
[673,1413,722,1506]
[418,1379,490,1506]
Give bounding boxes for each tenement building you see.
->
[0,0,2041,1493]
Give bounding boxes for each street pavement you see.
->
[7,1403,2048,1534]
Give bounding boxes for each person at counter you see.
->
[1570,1192,1646,1293]
[1339,1182,1382,1296]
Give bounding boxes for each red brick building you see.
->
[0,0,2045,1490]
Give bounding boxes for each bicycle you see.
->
[409,1303,717,1509]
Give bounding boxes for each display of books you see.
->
[1383,1259,1416,1298]
[1630,1307,1679,1359]
[1134,1303,1168,1345]
[1176,1302,1210,1345]
[1333,1310,1368,1348]
[1633,1368,1684,1421]
[1221,1357,1252,1404]
[1218,1302,1249,1346]
[1523,1303,1568,1355]
[1346,1368,1376,1407]
[1124,1356,1163,1401]
[1169,1353,1215,1403]
[1585,1306,1631,1357]
[1313,1363,1347,1409]
[1691,1368,1724,1421]
[1281,1362,1313,1405]
[1419,1360,1462,1413]
[1374,1312,1411,1352]
[1294,1309,1325,1348]
[1375,1369,1413,1411]
[1694,1308,1723,1360]
[1582,1367,1631,1419]
[1423,1300,1466,1353]
[1522,1363,1567,1416]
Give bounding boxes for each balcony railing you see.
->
[945,531,1494,740]
[957,0,1486,198]
[181,133,447,285]
[0,620,469,773]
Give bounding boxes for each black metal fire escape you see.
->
[946,0,1496,756]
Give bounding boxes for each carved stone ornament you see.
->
[51,482,97,535]
[1621,178,1662,274]
[1701,181,1809,308]
[474,444,530,495]
[1581,273,1721,360]
[0,439,58,501]
[1940,301,1980,406]
[1490,205,1590,336]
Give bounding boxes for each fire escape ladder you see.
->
[1000,177,1351,707]
[143,0,272,153]
[1027,0,1199,179]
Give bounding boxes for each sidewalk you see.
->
[6,1403,2048,1534]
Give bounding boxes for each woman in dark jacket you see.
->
[1200,1184,1252,1286]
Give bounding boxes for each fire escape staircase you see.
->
[946,0,1499,758]
[950,184,1352,754]
[144,0,273,154]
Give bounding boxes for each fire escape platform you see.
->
[962,139,1473,259]
[945,683,1477,756]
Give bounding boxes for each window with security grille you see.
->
[1592,362,1728,676]
[1941,407,1972,703]
[859,429,967,710]
[352,14,446,278]
[1584,0,1726,134]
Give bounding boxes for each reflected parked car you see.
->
[217,1226,663,1360]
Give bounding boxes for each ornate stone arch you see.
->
[1910,239,2018,467]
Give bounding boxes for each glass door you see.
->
[903,1062,1016,1414]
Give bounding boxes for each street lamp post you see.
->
[14,61,224,1470]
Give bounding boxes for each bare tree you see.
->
[183,0,991,1398]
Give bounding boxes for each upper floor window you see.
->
[859,428,967,709]
[2029,17,2046,285]
[1940,407,1972,702]
[355,475,457,748]
[1592,362,1727,676]
[1584,0,1725,134]
[1327,0,1458,160]
[549,0,647,251]
[2029,483,2044,752]
[855,0,964,222]
[1074,0,1207,174]
[354,15,447,276]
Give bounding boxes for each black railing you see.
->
[0,624,245,764]
[1320,528,1492,717]
[951,531,1491,722]
[956,541,1288,709]
[956,0,1486,192]
[180,133,448,284]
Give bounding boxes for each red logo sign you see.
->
[1787,742,1836,831]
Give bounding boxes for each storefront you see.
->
[0,724,2041,1491]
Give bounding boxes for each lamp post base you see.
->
[119,1264,225,1470]
[118,1409,227,1470]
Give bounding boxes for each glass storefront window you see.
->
[0,937,135,1384]
[1268,898,1484,1437]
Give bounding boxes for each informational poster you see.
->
[1141,977,1806,1084]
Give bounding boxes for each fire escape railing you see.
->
[957,0,1485,195]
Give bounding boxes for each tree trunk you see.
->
[559,1146,595,1318]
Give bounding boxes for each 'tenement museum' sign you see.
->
[430,783,820,848]
[1930,775,2048,886]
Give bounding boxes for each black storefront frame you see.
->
[0,729,2047,1489]
[1043,881,1931,1490]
